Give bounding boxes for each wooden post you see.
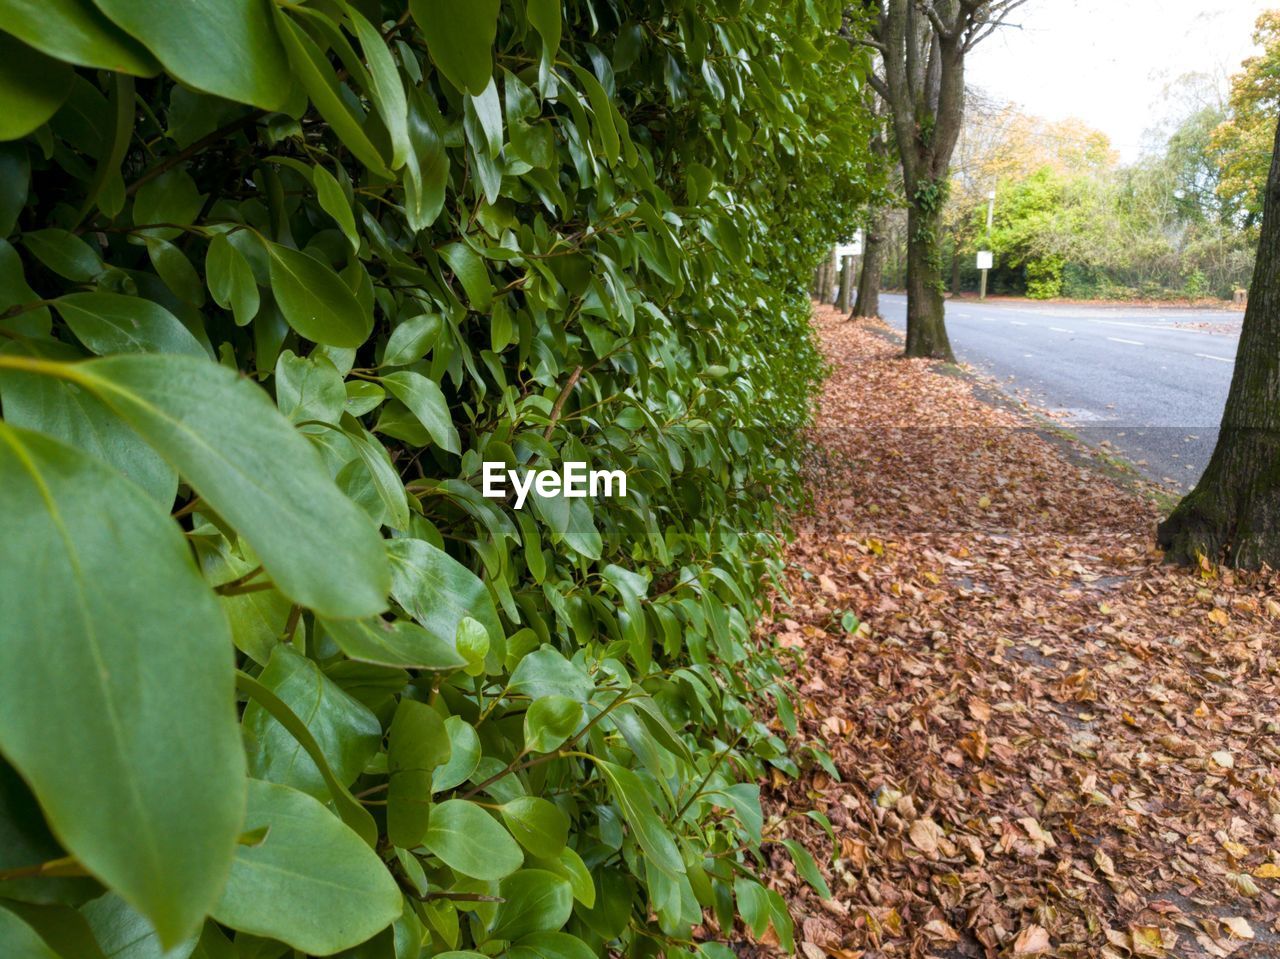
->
[837,255,853,313]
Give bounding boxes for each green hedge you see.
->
[0,2,872,957]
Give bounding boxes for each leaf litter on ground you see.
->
[737,306,1280,959]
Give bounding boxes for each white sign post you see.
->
[979,189,996,300]
[835,230,863,259]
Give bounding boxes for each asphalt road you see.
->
[879,293,1244,490]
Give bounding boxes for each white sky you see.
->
[965,0,1272,162]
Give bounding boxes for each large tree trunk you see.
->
[837,255,854,313]
[1157,116,1280,568]
[903,201,955,360]
[853,207,885,318]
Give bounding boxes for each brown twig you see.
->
[543,365,584,439]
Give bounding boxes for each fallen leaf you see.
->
[1013,925,1051,956]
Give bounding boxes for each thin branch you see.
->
[543,365,583,439]
[126,111,262,198]
[867,72,891,102]
[214,565,265,595]
[916,0,952,38]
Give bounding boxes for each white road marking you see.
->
[1195,352,1233,363]
[1009,321,1028,326]
[1094,318,1222,336]
[1107,337,1144,346]
[1050,326,1072,333]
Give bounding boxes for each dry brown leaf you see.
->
[1013,924,1051,955]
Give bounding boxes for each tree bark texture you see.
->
[872,0,1018,359]
[904,201,955,360]
[853,206,886,318]
[837,255,854,312]
[1157,115,1280,569]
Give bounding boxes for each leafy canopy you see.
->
[0,1,874,957]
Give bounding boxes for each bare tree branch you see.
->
[867,72,891,101]
[916,0,952,38]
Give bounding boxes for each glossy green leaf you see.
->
[92,0,291,110]
[314,164,360,251]
[243,645,381,800]
[23,229,103,282]
[509,646,590,702]
[490,870,572,941]
[0,906,61,959]
[264,240,372,348]
[234,670,377,847]
[132,169,203,235]
[144,237,205,307]
[81,892,200,959]
[431,717,481,792]
[7,353,391,617]
[0,339,176,506]
[536,847,594,908]
[0,423,244,947]
[507,932,596,959]
[382,312,442,367]
[523,695,582,753]
[212,780,402,955]
[380,370,459,453]
[525,0,561,62]
[409,0,499,95]
[439,242,492,309]
[595,761,684,879]
[498,798,568,859]
[387,537,502,659]
[274,7,391,177]
[53,293,205,357]
[343,1,410,169]
[322,616,468,670]
[569,63,619,163]
[733,878,770,939]
[421,800,523,881]
[386,699,450,848]
[0,0,159,74]
[205,234,259,327]
[275,350,346,425]
[454,616,489,676]
[780,839,831,900]
[0,34,74,140]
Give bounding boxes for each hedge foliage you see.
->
[0,1,873,956]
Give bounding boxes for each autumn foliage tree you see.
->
[1212,11,1280,228]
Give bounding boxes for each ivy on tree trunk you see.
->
[865,0,1026,360]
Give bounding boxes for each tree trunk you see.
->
[813,256,830,303]
[1157,115,1280,568]
[903,201,955,361]
[853,207,885,319]
[837,255,854,313]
